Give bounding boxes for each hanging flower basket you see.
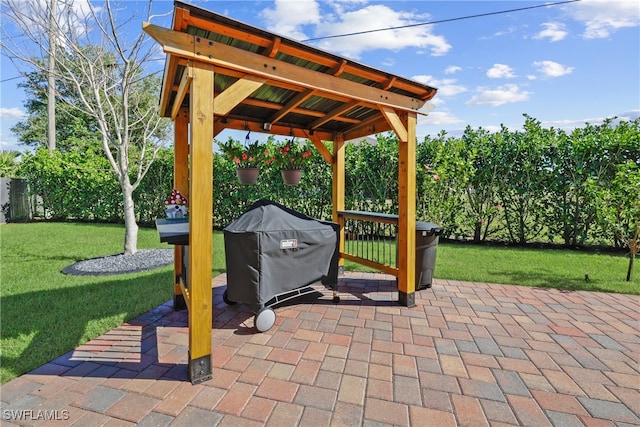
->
[281,169,303,185]
[236,167,260,185]
[219,137,266,185]
[267,138,313,186]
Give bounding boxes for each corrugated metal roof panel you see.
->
[299,96,344,113]
[344,105,377,121]
[274,52,328,73]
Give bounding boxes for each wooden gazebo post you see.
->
[396,112,418,307]
[332,133,346,273]
[186,62,214,383]
[172,107,189,310]
[373,108,418,307]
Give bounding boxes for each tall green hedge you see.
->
[19,116,639,248]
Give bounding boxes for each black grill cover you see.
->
[223,200,339,306]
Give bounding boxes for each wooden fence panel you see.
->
[0,178,33,223]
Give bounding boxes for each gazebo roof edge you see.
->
[152,1,439,141]
[172,0,438,99]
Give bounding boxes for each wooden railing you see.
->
[337,210,399,276]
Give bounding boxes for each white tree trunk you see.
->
[122,181,138,255]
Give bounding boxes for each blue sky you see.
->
[1,0,639,151]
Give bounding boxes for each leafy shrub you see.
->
[18,116,640,250]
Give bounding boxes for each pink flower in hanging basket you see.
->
[273,139,313,170]
[219,137,265,168]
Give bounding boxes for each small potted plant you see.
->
[267,138,313,185]
[219,137,266,185]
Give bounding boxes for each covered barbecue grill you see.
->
[223,199,340,332]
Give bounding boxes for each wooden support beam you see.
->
[213,117,335,142]
[206,43,424,111]
[267,36,281,58]
[214,75,266,116]
[175,107,190,199]
[332,134,346,270]
[330,59,347,77]
[266,89,316,125]
[308,134,333,165]
[173,107,189,311]
[241,98,360,124]
[343,115,393,141]
[379,105,408,142]
[160,55,179,118]
[340,253,398,276]
[188,61,214,384]
[142,22,427,113]
[382,76,397,90]
[396,111,417,308]
[309,100,361,130]
[213,125,224,138]
[173,6,191,32]
[171,66,193,120]
[171,59,302,96]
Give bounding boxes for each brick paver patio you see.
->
[1,272,638,426]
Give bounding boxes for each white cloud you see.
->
[0,137,24,152]
[618,109,640,120]
[0,106,25,153]
[466,84,531,107]
[26,0,95,22]
[434,81,467,98]
[566,0,640,39]
[534,22,568,42]
[541,110,640,130]
[420,102,436,114]
[412,75,467,97]
[485,26,517,39]
[325,0,369,15]
[486,64,516,79]
[411,74,435,86]
[0,116,24,152]
[533,60,574,77]
[312,5,451,58]
[259,2,451,58]
[444,66,462,75]
[3,0,97,46]
[260,0,321,40]
[0,108,25,120]
[427,97,446,107]
[382,57,395,67]
[541,117,600,129]
[419,110,464,127]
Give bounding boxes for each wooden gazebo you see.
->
[144,1,437,383]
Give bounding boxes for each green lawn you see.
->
[0,222,226,383]
[422,242,637,293]
[1,222,637,383]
